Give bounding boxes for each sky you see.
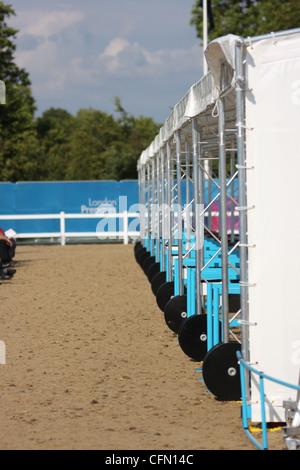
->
[8,0,204,124]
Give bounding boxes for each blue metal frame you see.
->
[237,351,300,450]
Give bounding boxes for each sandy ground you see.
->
[0,244,286,451]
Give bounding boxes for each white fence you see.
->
[0,212,140,245]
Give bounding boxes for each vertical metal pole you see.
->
[218,97,230,343]
[199,135,205,286]
[170,143,175,252]
[156,152,161,264]
[203,0,208,75]
[208,157,212,232]
[140,165,146,246]
[192,118,203,315]
[235,38,249,362]
[146,161,151,252]
[166,141,173,283]
[151,155,156,255]
[161,147,166,272]
[60,211,65,246]
[185,139,191,253]
[230,150,235,244]
[176,131,183,295]
[137,164,142,242]
[143,163,147,248]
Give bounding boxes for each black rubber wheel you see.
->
[202,342,241,401]
[138,250,151,267]
[151,271,166,296]
[135,246,146,263]
[178,313,208,362]
[134,243,144,258]
[164,294,188,334]
[156,281,174,312]
[147,262,160,282]
[134,241,142,252]
[142,256,156,275]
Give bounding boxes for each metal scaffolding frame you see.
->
[135,27,300,449]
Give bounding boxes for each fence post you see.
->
[60,211,66,246]
[123,211,129,245]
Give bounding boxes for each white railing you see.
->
[0,212,140,245]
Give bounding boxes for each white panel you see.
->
[246,33,300,421]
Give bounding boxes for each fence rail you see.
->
[237,351,300,450]
[0,212,140,245]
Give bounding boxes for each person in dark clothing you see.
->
[0,242,13,279]
[0,228,16,279]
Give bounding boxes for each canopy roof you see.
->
[137,28,300,170]
[137,33,241,170]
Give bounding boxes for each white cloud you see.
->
[15,41,96,99]
[99,38,147,75]
[16,40,54,68]
[13,9,90,97]
[100,38,130,58]
[14,31,202,122]
[9,0,203,121]
[19,10,84,40]
[98,37,202,79]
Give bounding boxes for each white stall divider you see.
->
[245,32,300,422]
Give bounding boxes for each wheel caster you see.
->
[147,262,160,282]
[156,281,174,312]
[164,294,187,334]
[134,241,142,252]
[142,256,156,275]
[202,342,241,401]
[178,313,209,362]
[151,271,166,295]
[135,246,146,263]
[138,250,150,267]
[134,243,144,257]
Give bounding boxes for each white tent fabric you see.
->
[137,71,218,166]
[204,34,238,90]
[138,34,240,167]
[184,72,218,118]
[245,31,300,421]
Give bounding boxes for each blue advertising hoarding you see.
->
[0,180,139,234]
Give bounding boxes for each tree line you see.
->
[191,0,300,42]
[0,96,160,182]
[35,100,160,182]
[0,3,160,182]
[0,1,299,182]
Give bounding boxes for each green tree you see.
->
[0,2,41,181]
[66,108,120,180]
[36,102,160,181]
[36,108,75,180]
[191,0,300,43]
[106,97,160,180]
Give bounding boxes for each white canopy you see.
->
[204,33,238,90]
[137,70,219,167]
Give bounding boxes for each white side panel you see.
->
[246,33,300,422]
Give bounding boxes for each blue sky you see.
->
[8,0,204,123]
